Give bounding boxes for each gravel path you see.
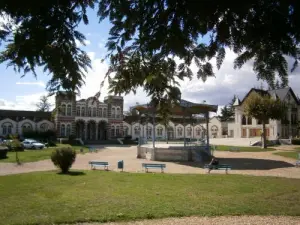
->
[74,216,300,225]
[0,146,299,178]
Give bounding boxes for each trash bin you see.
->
[118,160,124,171]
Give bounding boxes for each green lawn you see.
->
[0,172,299,225]
[0,144,89,163]
[214,145,275,152]
[273,151,300,160]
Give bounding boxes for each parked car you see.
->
[22,140,45,149]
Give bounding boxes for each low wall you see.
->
[137,145,211,162]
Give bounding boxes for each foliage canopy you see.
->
[1,1,299,107]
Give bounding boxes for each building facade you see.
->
[231,87,300,139]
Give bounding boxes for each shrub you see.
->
[51,147,76,174]
[291,139,300,145]
[0,146,8,159]
[7,139,24,152]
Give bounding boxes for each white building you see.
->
[231,87,299,139]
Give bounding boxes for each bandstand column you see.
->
[95,122,98,140]
[84,122,88,140]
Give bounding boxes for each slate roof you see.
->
[237,87,299,106]
[0,110,52,120]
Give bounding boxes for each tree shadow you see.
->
[174,157,295,170]
[57,171,86,176]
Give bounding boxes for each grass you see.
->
[214,145,276,152]
[0,171,300,225]
[273,151,300,160]
[0,144,89,163]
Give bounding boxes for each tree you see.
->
[218,95,236,121]
[1,1,300,107]
[36,95,52,112]
[243,92,287,149]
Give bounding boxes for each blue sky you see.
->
[1,8,300,113]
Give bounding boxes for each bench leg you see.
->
[225,168,228,174]
[161,167,164,173]
[145,168,148,173]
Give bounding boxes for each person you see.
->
[208,156,219,173]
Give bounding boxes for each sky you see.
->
[1,8,300,116]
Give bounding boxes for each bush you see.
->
[51,147,76,174]
[0,146,8,159]
[124,135,132,140]
[291,139,300,145]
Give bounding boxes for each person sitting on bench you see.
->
[208,156,219,173]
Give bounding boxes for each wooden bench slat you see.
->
[142,163,166,173]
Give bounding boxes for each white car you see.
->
[22,140,45,149]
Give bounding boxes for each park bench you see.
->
[204,164,232,174]
[142,163,166,173]
[89,161,109,170]
[229,146,240,152]
[88,147,98,153]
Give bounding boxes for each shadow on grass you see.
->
[175,157,295,170]
[57,171,86,176]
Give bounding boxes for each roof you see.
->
[0,110,52,119]
[237,87,299,106]
[132,99,218,115]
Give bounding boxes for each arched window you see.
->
[147,126,152,137]
[81,107,85,116]
[157,127,163,136]
[124,127,129,136]
[111,107,116,118]
[67,104,72,116]
[76,107,80,116]
[116,107,121,118]
[40,123,49,132]
[196,127,201,136]
[111,126,115,137]
[103,108,107,117]
[242,115,246,125]
[2,122,13,135]
[247,116,252,125]
[187,127,192,136]
[93,107,96,117]
[22,123,33,133]
[98,108,103,117]
[66,124,71,137]
[116,126,120,136]
[61,104,66,116]
[177,127,183,136]
[134,126,140,135]
[88,107,92,117]
[61,124,66,137]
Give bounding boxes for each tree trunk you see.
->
[165,124,168,144]
[262,122,267,149]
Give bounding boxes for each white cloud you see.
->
[2,48,300,115]
[75,39,91,47]
[0,93,55,111]
[16,81,46,88]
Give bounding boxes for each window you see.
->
[111,126,115,137]
[257,119,262,125]
[66,124,71,137]
[177,127,183,136]
[196,127,201,136]
[187,127,192,136]
[67,104,72,116]
[61,124,66,137]
[111,107,116,118]
[103,108,107,117]
[88,107,92,117]
[98,108,103,117]
[116,107,121,118]
[61,104,66,116]
[76,107,80,116]
[40,123,49,132]
[247,117,252,125]
[157,127,163,136]
[81,107,85,116]
[242,115,246,125]
[134,126,140,135]
[124,127,129,136]
[147,126,152,137]
[2,122,13,135]
[93,107,96,117]
[116,126,120,136]
[22,123,32,133]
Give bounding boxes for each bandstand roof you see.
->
[132,99,218,116]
